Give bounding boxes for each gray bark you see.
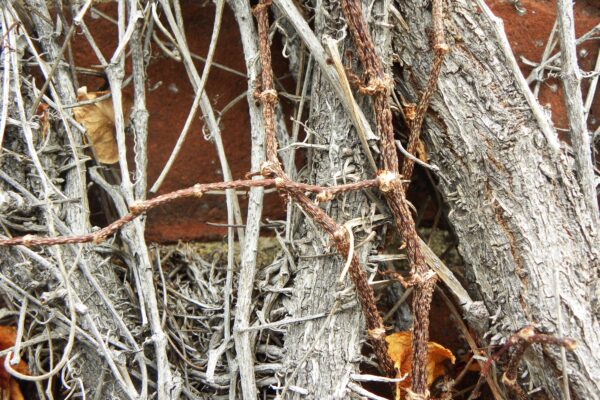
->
[280,0,393,398]
[392,0,600,398]
[228,0,266,399]
[1,1,140,398]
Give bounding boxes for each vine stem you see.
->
[339,0,448,395]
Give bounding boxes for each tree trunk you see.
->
[392,0,600,398]
[279,0,395,398]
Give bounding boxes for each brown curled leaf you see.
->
[0,326,29,400]
[73,86,132,164]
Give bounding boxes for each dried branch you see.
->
[555,0,599,223]
[226,0,266,398]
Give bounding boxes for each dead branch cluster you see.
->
[0,0,586,399]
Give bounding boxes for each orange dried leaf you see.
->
[386,331,455,399]
[0,326,29,400]
[73,86,132,164]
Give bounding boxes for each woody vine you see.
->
[0,0,589,399]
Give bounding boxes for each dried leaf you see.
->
[416,139,428,163]
[73,86,132,164]
[386,331,455,399]
[0,326,29,400]
[36,103,50,142]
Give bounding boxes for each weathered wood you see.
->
[278,0,396,397]
[0,1,143,397]
[392,0,600,398]
[228,0,266,399]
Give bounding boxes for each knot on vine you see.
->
[259,161,280,178]
[359,75,394,95]
[514,326,535,342]
[252,0,273,15]
[410,270,437,286]
[367,327,386,341]
[129,201,146,215]
[333,226,348,243]
[316,191,334,203]
[274,177,286,189]
[21,234,37,247]
[258,89,278,104]
[403,102,417,121]
[192,184,204,198]
[92,231,107,244]
[434,43,450,54]
[501,373,517,385]
[377,170,402,193]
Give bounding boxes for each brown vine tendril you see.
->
[339,0,448,395]
[0,178,380,247]
[253,0,397,377]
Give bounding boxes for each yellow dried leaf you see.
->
[73,86,132,164]
[386,331,455,399]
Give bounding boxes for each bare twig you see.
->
[158,0,246,243]
[150,0,225,194]
[525,23,600,85]
[555,0,599,223]
[473,0,562,153]
[226,1,267,397]
[583,44,600,120]
[105,2,178,398]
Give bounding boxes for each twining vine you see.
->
[0,0,449,394]
[0,1,579,399]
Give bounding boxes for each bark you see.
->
[280,0,395,398]
[392,0,600,398]
[0,1,141,398]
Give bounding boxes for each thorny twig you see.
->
[339,0,447,394]
[0,178,381,247]
[480,326,577,400]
